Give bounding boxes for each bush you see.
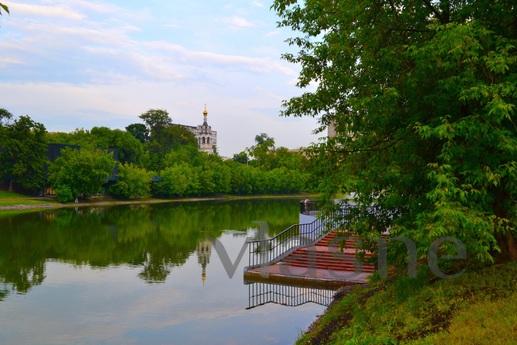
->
[109,164,152,200]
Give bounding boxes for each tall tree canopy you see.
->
[273,0,517,263]
[139,109,172,136]
[126,123,149,143]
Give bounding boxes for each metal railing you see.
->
[247,209,347,268]
[247,282,336,309]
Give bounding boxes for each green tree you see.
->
[90,127,146,165]
[164,144,204,167]
[139,109,172,135]
[126,123,149,143]
[273,0,517,263]
[249,133,276,168]
[148,125,197,170]
[49,148,115,201]
[232,151,249,164]
[109,163,152,200]
[46,127,146,165]
[0,108,12,124]
[153,163,199,197]
[0,115,47,193]
[212,161,232,194]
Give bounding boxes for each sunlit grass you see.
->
[0,190,55,206]
[297,262,517,345]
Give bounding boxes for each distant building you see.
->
[196,240,212,287]
[183,106,218,154]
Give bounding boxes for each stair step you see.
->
[289,250,373,259]
[288,254,372,262]
[284,257,374,265]
[282,262,376,272]
[283,258,375,267]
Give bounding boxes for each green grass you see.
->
[407,292,517,345]
[297,262,517,345]
[0,191,55,207]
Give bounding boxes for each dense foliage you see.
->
[49,148,115,202]
[152,140,310,197]
[0,111,47,193]
[1,106,313,202]
[109,163,153,200]
[273,0,517,263]
[47,127,146,165]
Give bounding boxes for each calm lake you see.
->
[0,199,330,345]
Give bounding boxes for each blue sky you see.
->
[0,0,320,156]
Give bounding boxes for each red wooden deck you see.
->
[244,231,375,288]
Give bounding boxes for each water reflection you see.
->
[0,199,299,299]
[247,282,336,309]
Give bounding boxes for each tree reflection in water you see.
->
[0,199,299,298]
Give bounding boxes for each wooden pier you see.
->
[245,230,375,289]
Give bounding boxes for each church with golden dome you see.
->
[183,105,218,154]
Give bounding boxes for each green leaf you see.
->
[0,3,9,14]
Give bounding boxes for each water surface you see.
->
[0,199,329,345]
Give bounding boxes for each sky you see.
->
[0,0,322,156]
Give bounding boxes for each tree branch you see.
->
[422,0,446,24]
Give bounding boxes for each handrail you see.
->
[247,209,347,268]
[247,282,336,309]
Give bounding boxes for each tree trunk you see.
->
[507,233,517,260]
[8,179,13,192]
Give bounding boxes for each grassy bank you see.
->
[0,191,56,207]
[0,191,318,217]
[298,262,517,345]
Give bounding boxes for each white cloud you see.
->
[144,41,295,77]
[65,0,119,14]
[9,1,84,20]
[252,0,265,7]
[0,56,23,68]
[0,1,318,154]
[223,15,255,29]
[0,81,319,156]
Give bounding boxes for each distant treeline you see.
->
[0,108,317,202]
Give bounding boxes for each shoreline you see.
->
[0,193,318,215]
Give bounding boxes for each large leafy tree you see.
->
[89,127,146,165]
[273,0,517,263]
[139,109,172,136]
[47,127,146,165]
[126,123,149,143]
[49,148,115,201]
[0,114,47,193]
[249,133,276,168]
[137,109,197,170]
